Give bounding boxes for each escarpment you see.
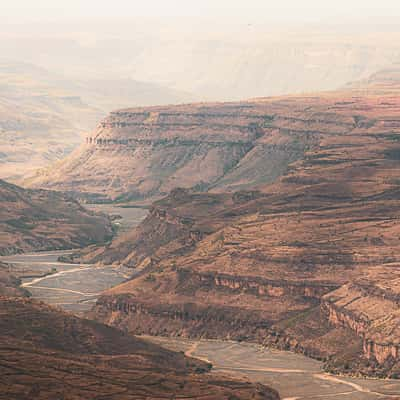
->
[26,71,400,204]
[87,86,400,378]
[26,100,328,202]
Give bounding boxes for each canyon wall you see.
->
[321,284,400,377]
[26,101,328,202]
[86,83,400,378]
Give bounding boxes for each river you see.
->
[1,250,132,313]
[0,204,148,313]
[2,204,400,399]
[146,337,400,400]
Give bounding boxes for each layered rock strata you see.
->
[87,88,400,378]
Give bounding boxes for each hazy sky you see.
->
[1,0,400,22]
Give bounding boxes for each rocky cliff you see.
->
[26,100,321,202]
[87,82,400,378]
[27,69,400,204]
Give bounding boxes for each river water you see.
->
[0,250,132,313]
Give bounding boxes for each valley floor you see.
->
[147,337,400,400]
[0,250,129,313]
[0,205,148,313]
[3,204,399,399]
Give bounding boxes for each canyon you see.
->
[5,11,400,400]
[49,69,400,380]
[0,194,281,398]
[4,67,400,396]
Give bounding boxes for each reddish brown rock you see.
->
[0,179,113,255]
[86,76,400,378]
[0,296,280,400]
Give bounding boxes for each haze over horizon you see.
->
[2,0,400,181]
[1,0,400,23]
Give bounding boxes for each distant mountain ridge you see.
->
[0,60,192,180]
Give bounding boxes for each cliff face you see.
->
[27,70,400,204]
[87,85,400,378]
[0,179,113,255]
[0,61,193,182]
[0,296,279,400]
[26,100,321,202]
[321,284,400,377]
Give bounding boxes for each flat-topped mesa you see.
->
[28,97,373,203]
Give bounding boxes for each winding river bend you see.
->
[1,250,131,313]
[1,205,400,399]
[0,205,148,313]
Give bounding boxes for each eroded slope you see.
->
[88,90,400,378]
[0,296,279,400]
[26,99,322,202]
[0,179,113,255]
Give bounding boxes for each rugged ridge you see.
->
[87,80,400,378]
[27,69,400,203]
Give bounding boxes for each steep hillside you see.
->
[0,296,279,400]
[87,87,400,378]
[0,179,113,255]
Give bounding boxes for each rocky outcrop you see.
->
[92,294,273,341]
[321,284,400,377]
[177,268,338,298]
